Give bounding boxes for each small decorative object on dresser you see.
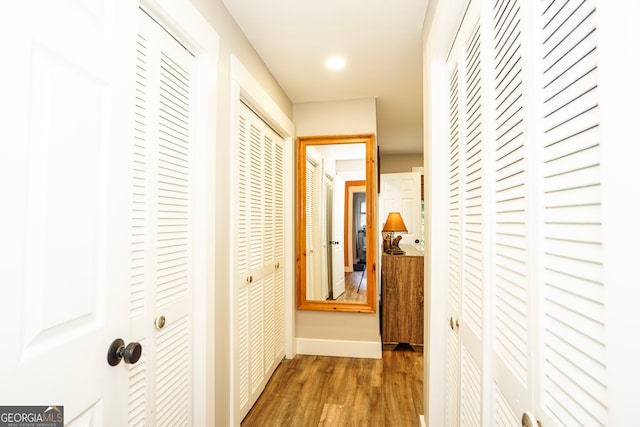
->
[381,244,424,351]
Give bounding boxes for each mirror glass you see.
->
[296,134,376,312]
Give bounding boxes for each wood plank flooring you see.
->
[241,348,423,426]
[334,271,366,303]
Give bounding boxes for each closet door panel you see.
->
[130,10,196,425]
[490,0,531,422]
[273,140,286,358]
[539,0,608,425]
[233,102,286,421]
[459,19,484,427]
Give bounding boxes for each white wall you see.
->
[295,98,377,136]
[187,1,294,425]
[293,98,382,358]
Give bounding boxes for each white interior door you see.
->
[331,176,346,297]
[233,101,286,423]
[379,172,422,248]
[128,9,197,425]
[0,0,137,424]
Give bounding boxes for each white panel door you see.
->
[331,175,346,297]
[0,0,137,424]
[379,172,422,248]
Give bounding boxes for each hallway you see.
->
[241,348,423,426]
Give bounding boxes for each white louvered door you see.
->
[490,0,533,424]
[128,9,196,425]
[445,1,485,424]
[537,0,607,424]
[234,101,286,422]
[441,0,611,425]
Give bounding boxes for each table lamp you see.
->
[382,212,408,255]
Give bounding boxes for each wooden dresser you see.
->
[381,245,424,351]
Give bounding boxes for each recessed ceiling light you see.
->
[325,57,346,70]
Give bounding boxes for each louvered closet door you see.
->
[305,157,321,300]
[234,102,286,422]
[490,0,533,424]
[537,0,607,424]
[445,2,485,425]
[129,9,196,426]
[261,122,286,381]
[441,0,611,424]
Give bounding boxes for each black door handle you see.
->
[107,338,142,366]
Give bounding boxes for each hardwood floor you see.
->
[334,271,367,303]
[241,348,423,426]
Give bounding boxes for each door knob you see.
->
[449,316,459,331]
[155,315,166,329]
[107,338,142,366]
[521,412,541,427]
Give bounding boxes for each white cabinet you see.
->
[233,101,286,422]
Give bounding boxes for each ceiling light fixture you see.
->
[325,57,346,70]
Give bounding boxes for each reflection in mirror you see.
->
[296,134,376,313]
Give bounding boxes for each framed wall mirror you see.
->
[296,134,377,312]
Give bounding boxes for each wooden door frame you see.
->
[344,180,366,271]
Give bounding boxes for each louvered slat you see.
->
[131,33,148,320]
[263,134,275,267]
[129,32,150,426]
[460,345,482,425]
[274,142,285,261]
[273,139,285,358]
[494,383,520,427]
[540,1,606,423]
[249,123,264,272]
[237,284,250,410]
[305,160,315,249]
[493,0,528,386]
[263,272,275,374]
[157,50,190,307]
[445,64,461,427]
[156,316,191,426]
[462,23,483,340]
[128,338,146,426]
[448,66,461,317]
[249,278,264,395]
[237,112,249,277]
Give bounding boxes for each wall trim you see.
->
[296,338,382,359]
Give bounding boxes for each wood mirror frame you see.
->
[296,134,377,312]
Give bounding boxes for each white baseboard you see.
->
[419,414,426,427]
[296,337,382,359]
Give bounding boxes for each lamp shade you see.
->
[382,212,408,233]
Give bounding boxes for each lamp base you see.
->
[384,247,405,255]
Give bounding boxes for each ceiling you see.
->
[221,0,429,154]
